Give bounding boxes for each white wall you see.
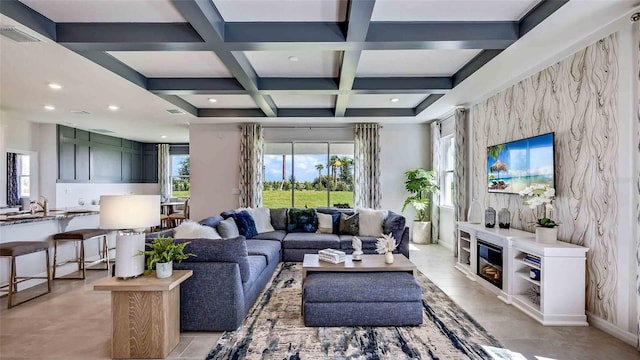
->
[438,206,455,251]
[379,124,431,228]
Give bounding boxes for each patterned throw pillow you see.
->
[287,208,318,233]
[339,212,359,236]
[230,210,258,239]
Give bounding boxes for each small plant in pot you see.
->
[140,236,195,278]
[401,168,439,244]
[519,184,559,243]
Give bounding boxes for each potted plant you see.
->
[401,168,439,244]
[518,184,558,243]
[140,236,195,278]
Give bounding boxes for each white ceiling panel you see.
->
[20,0,187,22]
[347,94,427,108]
[213,0,347,22]
[357,49,482,77]
[181,95,258,108]
[107,51,232,78]
[271,95,335,108]
[372,0,539,21]
[245,51,340,77]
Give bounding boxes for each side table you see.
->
[94,270,193,359]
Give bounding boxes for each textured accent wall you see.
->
[471,34,619,323]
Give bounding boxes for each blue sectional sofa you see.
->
[146,208,409,331]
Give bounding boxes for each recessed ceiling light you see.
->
[44,105,55,111]
[390,98,400,103]
[288,56,299,62]
[48,83,62,90]
[161,135,167,139]
[108,105,119,111]
[208,98,217,103]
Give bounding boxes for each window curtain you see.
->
[430,121,442,244]
[6,152,18,207]
[239,124,264,208]
[157,144,171,202]
[354,123,381,209]
[453,108,469,257]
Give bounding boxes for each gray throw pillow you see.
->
[270,208,288,230]
[339,213,359,236]
[217,217,240,238]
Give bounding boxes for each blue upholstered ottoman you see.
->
[302,271,423,327]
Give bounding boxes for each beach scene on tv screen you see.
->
[487,133,554,194]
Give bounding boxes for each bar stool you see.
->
[52,229,110,280]
[0,241,51,308]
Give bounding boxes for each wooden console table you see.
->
[94,270,192,359]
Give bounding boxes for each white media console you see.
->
[455,222,589,326]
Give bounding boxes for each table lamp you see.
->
[100,195,160,278]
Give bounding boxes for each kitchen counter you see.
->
[0,210,99,226]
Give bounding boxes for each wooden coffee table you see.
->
[302,254,416,283]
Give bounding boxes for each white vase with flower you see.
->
[376,233,398,264]
[518,184,559,243]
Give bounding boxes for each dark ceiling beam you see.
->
[414,94,445,115]
[198,108,265,117]
[345,108,415,117]
[519,0,569,37]
[0,0,56,41]
[172,0,277,117]
[278,109,335,118]
[224,22,344,44]
[148,78,247,95]
[335,0,376,117]
[156,95,198,117]
[452,49,503,87]
[259,78,339,92]
[353,77,452,91]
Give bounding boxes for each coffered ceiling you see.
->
[0,0,637,143]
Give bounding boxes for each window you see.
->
[441,135,455,206]
[171,155,190,197]
[17,154,30,197]
[263,142,354,208]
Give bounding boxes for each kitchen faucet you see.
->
[37,195,48,216]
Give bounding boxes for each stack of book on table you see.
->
[318,249,346,264]
[523,254,541,267]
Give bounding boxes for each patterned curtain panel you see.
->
[430,121,442,244]
[239,124,264,208]
[6,152,19,207]
[453,108,469,257]
[157,144,171,202]
[635,21,640,351]
[354,123,381,209]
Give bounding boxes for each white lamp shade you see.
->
[100,195,160,230]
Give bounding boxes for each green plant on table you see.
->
[139,236,195,273]
[401,168,439,222]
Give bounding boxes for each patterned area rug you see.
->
[207,263,511,360]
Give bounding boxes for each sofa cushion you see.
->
[357,208,387,237]
[339,235,379,250]
[230,210,258,239]
[339,212,359,235]
[245,255,268,288]
[317,208,351,234]
[245,207,275,234]
[217,218,240,238]
[176,237,251,283]
[287,208,318,233]
[252,230,287,242]
[198,215,224,229]
[316,213,334,234]
[174,221,222,239]
[246,239,281,265]
[383,211,406,242]
[270,208,288,230]
[282,232,340,249]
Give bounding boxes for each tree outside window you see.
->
[171,155,190,197]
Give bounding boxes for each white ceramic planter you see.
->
[385,252,394,264]
[535,227,558,244]
[412,221,432,244]
[156,261,173,279]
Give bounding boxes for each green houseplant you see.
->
[140,236,195,278]
[401,168,438,244]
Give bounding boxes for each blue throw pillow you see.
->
[230,210,258,239]
[287,208,318,233]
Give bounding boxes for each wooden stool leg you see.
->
[52,241,59,279]
[8,256,16,309]
[45,248,51,293]
[80,240,86,280]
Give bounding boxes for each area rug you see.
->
[206,263,510,360]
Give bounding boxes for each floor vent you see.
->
[0,27,41,42]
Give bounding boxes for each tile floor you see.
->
[0,244,637,359]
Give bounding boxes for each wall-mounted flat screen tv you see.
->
[487,132,555,194]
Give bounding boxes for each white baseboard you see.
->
[437,238,455,252]
[587,312,638,347]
